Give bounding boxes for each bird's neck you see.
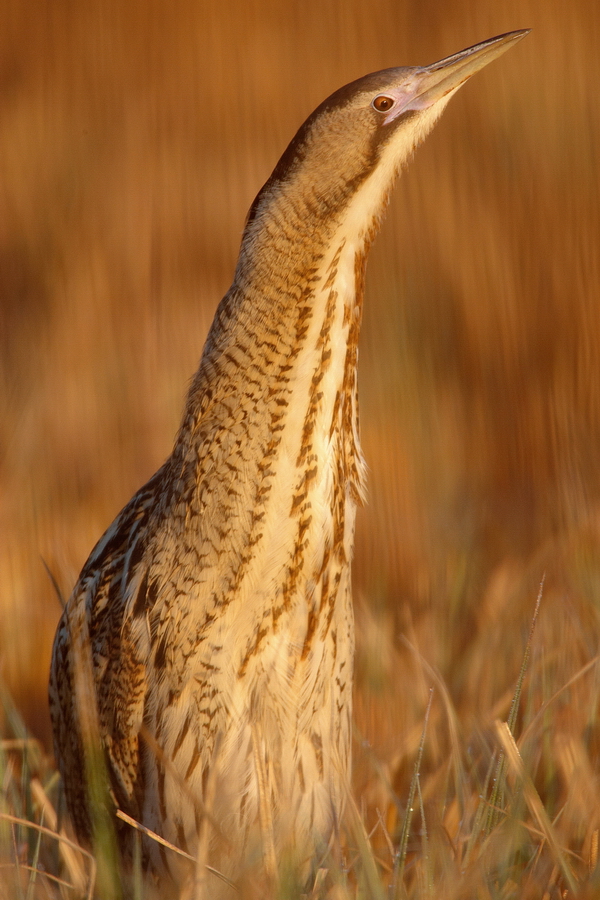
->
[174,162,401,524]
[177,194,376,499]
[205,177,386,386]
[166,191,381,624]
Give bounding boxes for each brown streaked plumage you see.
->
[49,31,528,895]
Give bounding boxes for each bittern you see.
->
[49,30,528,894]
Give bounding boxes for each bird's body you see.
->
[49,31,527,893]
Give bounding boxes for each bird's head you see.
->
[242,30,528,260]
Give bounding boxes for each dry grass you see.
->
[3,591,600,897]
[2,0,600,895]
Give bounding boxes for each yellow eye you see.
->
[372,95,394,113]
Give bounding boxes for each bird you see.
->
[49,30,528,896]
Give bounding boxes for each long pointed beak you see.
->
[413,30,530,110]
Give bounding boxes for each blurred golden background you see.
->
[1,0,599,813]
